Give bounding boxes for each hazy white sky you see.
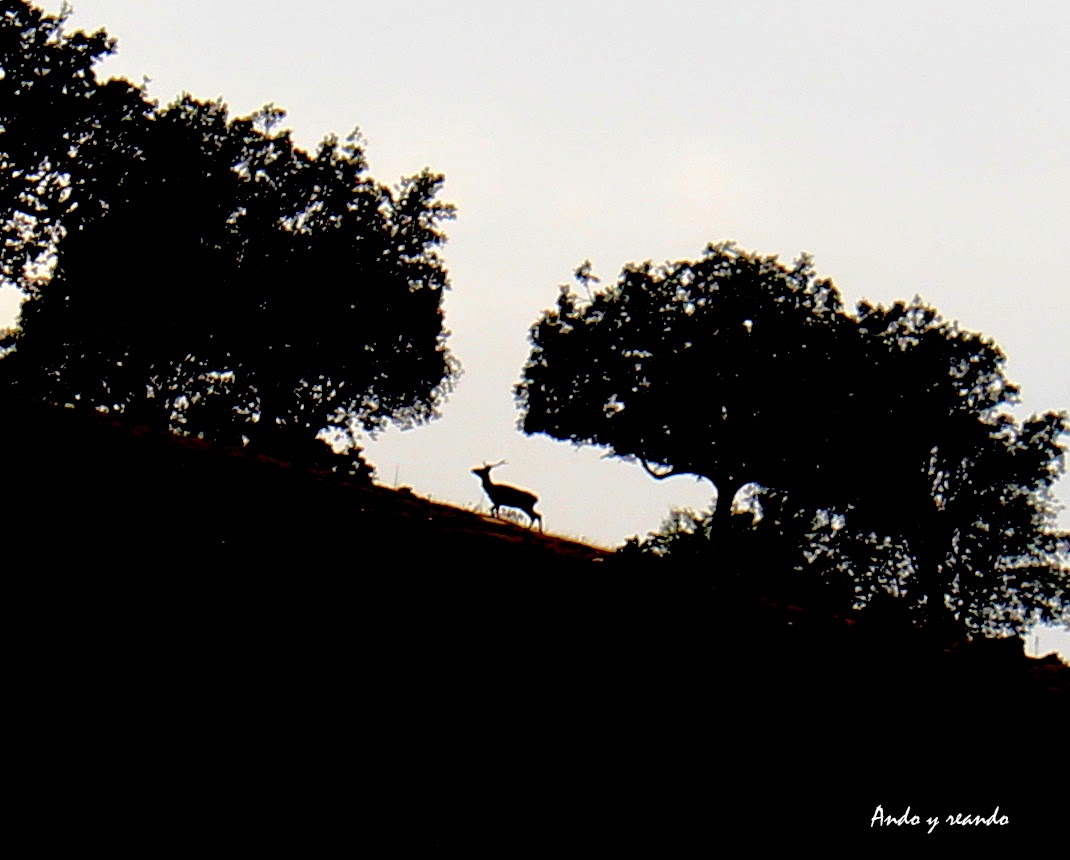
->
[7,1,1068,651]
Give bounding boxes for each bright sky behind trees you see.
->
[5,1,1067,655]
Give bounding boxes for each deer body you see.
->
[472,463,542,530]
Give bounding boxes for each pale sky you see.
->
[6,1,1068,655]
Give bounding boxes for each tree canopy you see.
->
[517,242,1068,636]
[0,1,457,474]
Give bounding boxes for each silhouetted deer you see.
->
[472,461,543,530]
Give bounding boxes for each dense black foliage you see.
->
[518,242,1069,636]
[1,1,457,474]
[6,397,1066,850]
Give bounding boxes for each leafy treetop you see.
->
[1,0,458,474]
[517,242,1068,636]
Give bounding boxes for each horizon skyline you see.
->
[2,0,1066,661]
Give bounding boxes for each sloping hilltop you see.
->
[1,396,607,568]
[3,397,1066,849]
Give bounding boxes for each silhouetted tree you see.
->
[517,242,1068,636]
[0,1,457,476]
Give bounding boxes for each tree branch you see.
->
[639,457,676,480]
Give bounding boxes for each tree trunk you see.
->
[711,478,740,534]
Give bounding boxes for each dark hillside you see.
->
[1,396,606,569]
[3,398,1066,850]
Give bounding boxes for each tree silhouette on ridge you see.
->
[517,242,1069,636]
[0,1,458,476]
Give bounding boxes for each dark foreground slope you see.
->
[3,400,1066,851]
